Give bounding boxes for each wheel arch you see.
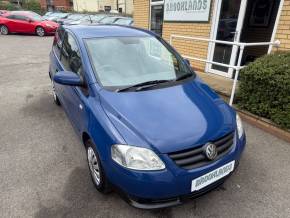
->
[82,131,91,146]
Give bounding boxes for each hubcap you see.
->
[1,26,8,35]
[87,147,101,185]
[37,27,44,36]
[51,80,57,102]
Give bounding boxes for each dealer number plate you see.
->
[191,161,235,192]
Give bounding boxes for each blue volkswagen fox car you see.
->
[49,25,246,209]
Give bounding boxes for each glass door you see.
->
[208,0,248,78]
[150,1,164,36]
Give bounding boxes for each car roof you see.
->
[65,25,153,39]
[10,11,36,16]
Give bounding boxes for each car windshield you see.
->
[30,14,43,21]
[85,36,193,89]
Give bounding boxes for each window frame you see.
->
[58,30,89,94]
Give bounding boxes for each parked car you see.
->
[113,17,133,26]
[69,14,107,25]
[49,25,246,209]
[57,14,89,25]
[45,12,70,22]
[0,11,59,36]
[0,10,8,16]
[90,14,107,23]
[42,11,54,20]
[98,16,124,24]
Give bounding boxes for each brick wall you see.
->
[40,0,72,11]
[133,0,149,29]
[275,0,290,51]
[162,21,213,72]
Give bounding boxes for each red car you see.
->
[0,11,59,36]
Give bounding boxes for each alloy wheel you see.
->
[0,25,8,35]
[36,27,45,37]
[87,147,101,185]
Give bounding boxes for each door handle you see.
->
[79,104,83,110]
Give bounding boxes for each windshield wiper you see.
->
[116,80,171,92]
[175,72,193,81]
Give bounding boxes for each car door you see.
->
[14,15,34,33]
[4,15,18,32]
[57,31,90,132]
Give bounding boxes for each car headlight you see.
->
[46,24,53,28]
[111,144,165,171]
[236,114,244,138]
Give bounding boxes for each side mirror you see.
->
[53,71,84,86]
[184,58,191,66]
[28,18,33,23]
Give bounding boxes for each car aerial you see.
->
[49,25,246,209]
[113,17,134,26]
[0,11,58,36]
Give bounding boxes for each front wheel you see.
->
[51,79,60,105]
[0,25,8,35]
[86,140,111,193]
[36,26,45,37]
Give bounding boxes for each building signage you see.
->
[164,0,212,22]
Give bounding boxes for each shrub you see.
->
[237,52,290,129]
[0,1,19,10]
[22,0,41,14]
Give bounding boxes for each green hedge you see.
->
[237,52,290,129]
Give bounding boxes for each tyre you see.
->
[86,139,111,193]
[36,26,45,37]
[0,25,8,35]
[51,79,60,106]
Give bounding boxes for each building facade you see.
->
[134,0,290,78]
[40,0,73,11]
[73,0,133,14]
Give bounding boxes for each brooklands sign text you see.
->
[164,0,212,22]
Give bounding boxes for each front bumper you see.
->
[44,27,57,35]
[103,133,246,209]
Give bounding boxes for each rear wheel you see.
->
[36,26,45,37]
[86,139,111,193]
[0,25,8,35]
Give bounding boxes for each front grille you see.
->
[168,131,235,170]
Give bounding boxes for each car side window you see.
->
[60,32,82,76]
[53,27,65,59]
[14,15,28,21]
[6,15,15,19]
[60,32,89,95]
